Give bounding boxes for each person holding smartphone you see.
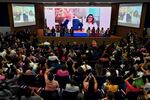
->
[83,73,98,100]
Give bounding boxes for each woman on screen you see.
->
[83,14,98,31]
[132,10,140,24]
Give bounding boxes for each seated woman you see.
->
[62,79,80,100]
[44,69,59,91]
[65,79,80,93]
[125,74,142,100]
[47,52,60,68]
[103,77,119,93]
[42,69,59,100]
[56,65,69,77]
[68,49,77,60]
[83,73,98,100]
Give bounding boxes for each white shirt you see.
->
[144,83,150,93]
[0,49,6,58]
[83,22,98,31]
[80,64,92,72]
[43,41,50,45]
[65,84,80,92]
[10,49,16,56]
[48,55,59,61]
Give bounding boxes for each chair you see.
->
[126,92,139,100]
[40,90,59,100]
[62,90,78,100]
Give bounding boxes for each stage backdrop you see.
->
[44,7,112,32]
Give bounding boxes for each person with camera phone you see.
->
[83,73,98,100]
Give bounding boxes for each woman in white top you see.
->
[83,14,98,31]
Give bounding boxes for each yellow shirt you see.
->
[106,84,118,93]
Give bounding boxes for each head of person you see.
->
[48,73,54,81]
[70,79,76,86]
[66,12,74,20]
[133,10,139,17]
[61,65,67,71]
[86,14,94,24]
[24,87,32,97]
[29,10,33,16]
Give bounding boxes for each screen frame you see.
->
[117,3,143,28]
[11,3,36,28]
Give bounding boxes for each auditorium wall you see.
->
[144,3,150,37]
[147,28,150,37]
[0,2,148,39]
[110,3,119,35]
[0,3,11,35]
[0,3,10,27]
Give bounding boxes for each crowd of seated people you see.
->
[0,30,150,100]
[44,26,110,37]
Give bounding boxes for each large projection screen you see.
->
[44,7,112,32]
[12,4,36,27]
[118,4,143,28]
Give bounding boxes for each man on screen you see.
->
[61,12,83,30]
[23,10,29,22]
[122,11,132,23]
[61,12,74,29]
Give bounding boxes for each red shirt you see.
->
[125,80,141,94]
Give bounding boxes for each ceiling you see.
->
[0,0,150,3]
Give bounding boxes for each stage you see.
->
[38,35,121,45]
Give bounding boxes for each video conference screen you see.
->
[12,4,36,27]
[118,4,143,28]
[44,7,112,32]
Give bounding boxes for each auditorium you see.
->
[0,0,150,100]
